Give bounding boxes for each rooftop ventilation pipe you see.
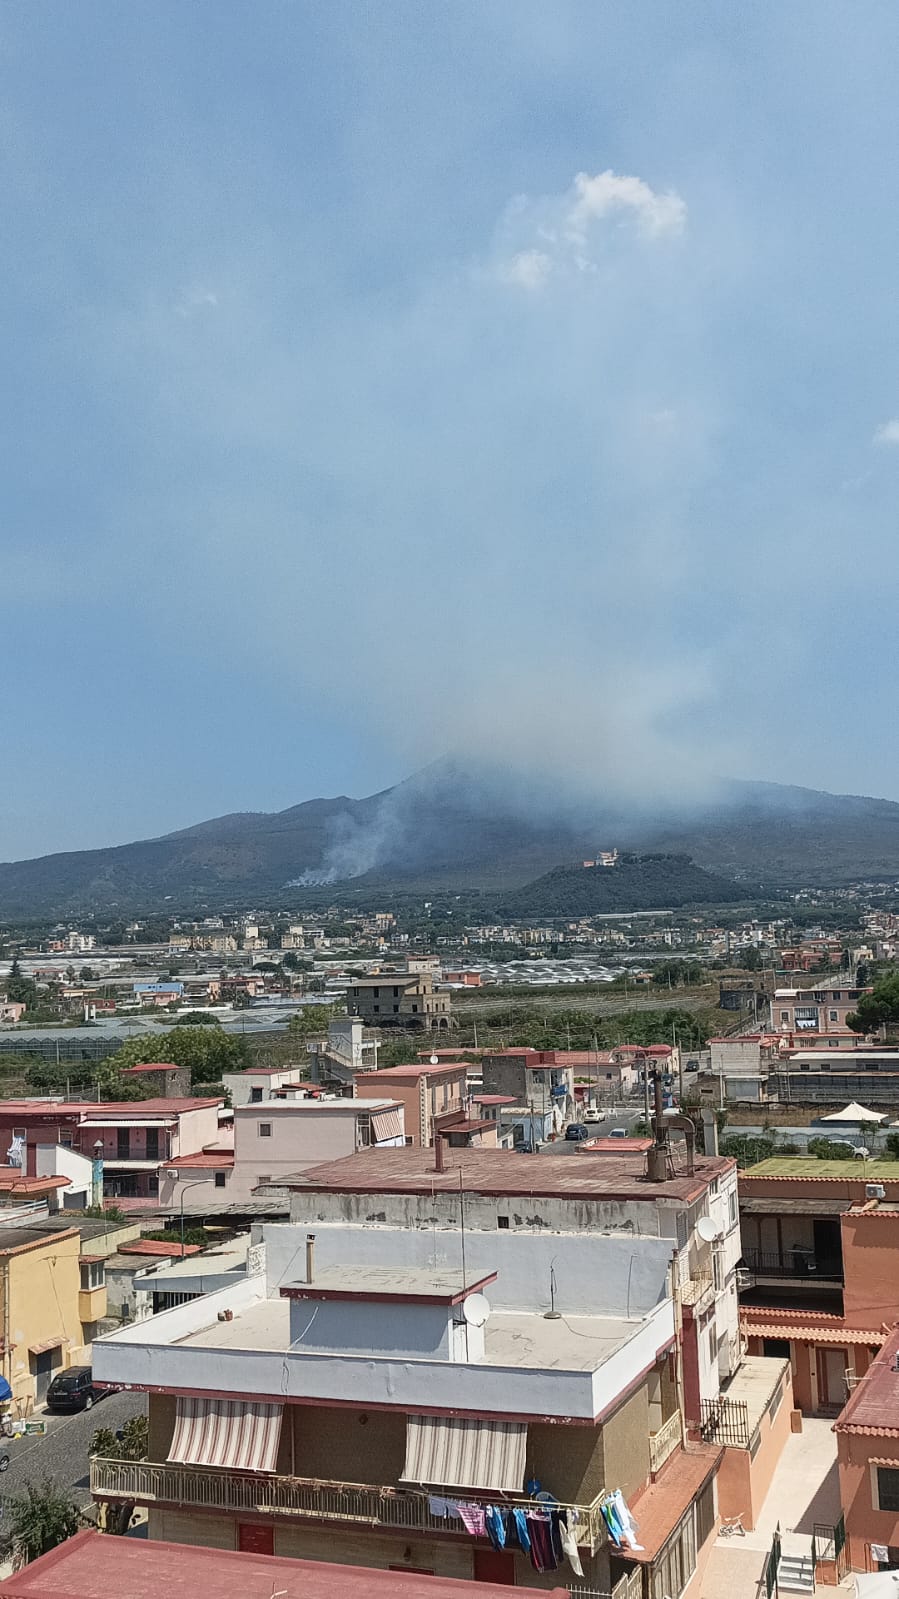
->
[305,1233,315,1283]
[434,1133,445,1173]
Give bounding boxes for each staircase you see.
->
[776,1549,815,1593]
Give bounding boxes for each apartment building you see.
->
[346,972,452,1030]
[354,1061,470,1147]
[707,1034,784,1104]
[91,1141,739,1596]
[834,1324,899,1574]
[0,1097,223,1203]
[308,1017,380,1086]
[0,1214,131,1406]
[158,1097,407,1213]
[771,984,868,1047]
[738,1157,899,1410]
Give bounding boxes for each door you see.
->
[813,1218,842,1275]
[32,1349,55,1402]
[238,1524,274,1556]
[473,1549,516,1585]
[816,1346,848,1408]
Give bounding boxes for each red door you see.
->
[473,1549,516,1585]
[238,1524,274,1556]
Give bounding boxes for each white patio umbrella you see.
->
[820,1102,888,1124]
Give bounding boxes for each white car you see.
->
[582,1107,604,1125]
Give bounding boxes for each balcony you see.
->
[89,1458,609,1551]
[649,1411,682,1475]
[742,1249,842,1282]
[680,1270,714,1310]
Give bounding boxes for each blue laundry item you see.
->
[485,1505,507,1550]
[428,1496,449,1519]
[511,1508,531,1553]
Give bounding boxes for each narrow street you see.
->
[0,1391,147,1510]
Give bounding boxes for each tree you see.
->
[5,958,37,1009]
[103,1025,249,1087]
[1,1480,83,1568]
[739,946,762,971]
[79,967,94,982]
[90,1413,148,1535]
[846,972,899,1035]
[287,1005,339,1039]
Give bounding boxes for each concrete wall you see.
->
[714,1368,793,1529]
[839,1430,899,1572]
[289,1184,680,1241]
[288,1295,456,1360]
[842,1209,899,1329]
[601,1382,651,1500]
[265,1220,672,1318]
[148,1507,608,1591]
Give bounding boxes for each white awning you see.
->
[401,1416,527,1493]
[820,1102,887,1124]
[370,1107,404,1143]
[167,1397,283,1473]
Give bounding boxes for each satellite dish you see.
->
[697,1215,721,1244]
[430,1054,439,1066]
[462,1293,491,1328]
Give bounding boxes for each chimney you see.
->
[702,1107,719,1158]
[305,1233,315,1283]
[434,1133,445,1173]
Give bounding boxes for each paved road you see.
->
[0,1391,147,1508]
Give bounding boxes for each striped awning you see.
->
[401,1416,527,1493]
[167,1397,283,1473]
[371,1107,404,1143]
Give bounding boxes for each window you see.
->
[412,1004,418,1014]
[373,1004,380,1014]
[713,1252,723,1292]
[498,1215,510,1229]
[728,1190,738,1228]
[877,1468,899,1512]
[393,987,400,997]
[830,1010,839,1022]
[250,1087,263,1103]
[145,1128,159,1160]
[780,1011,790,1023]
[393,1004,399,1014]
[117,1128,130,1160]
[359,1120,372,1146]
[372,987,379,997]
[258,1123,272,1138]
[80,1260,105,1291]
[12,1128,25,1140]
[214,1171,226,1188]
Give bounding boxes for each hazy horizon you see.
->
[5,4,899,858]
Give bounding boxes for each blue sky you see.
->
[4,2,899,859]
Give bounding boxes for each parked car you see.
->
[607,1127,628,1139]
[46,1366,103,1413]
[565,1123,590,1141]
[582,1107,604,1124]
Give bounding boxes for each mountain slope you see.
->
[1,763,899,916]
[500,854,746,917]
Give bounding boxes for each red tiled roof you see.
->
[834,1326,899,1434]
[119,1240,202,1257]
[364,1062,468,1078]
[741,1308,886,1346]
[121,1063,179,1074]
[0,1168,68,1192]
[162,1151,235,1170]
[0,1098,220,1118]
[0,1529,564,1599]
[471,1094,517,1105]
[624,1444,722,1563]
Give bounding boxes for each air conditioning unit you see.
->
[866,1183,886,1199]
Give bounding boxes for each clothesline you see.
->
[422,1484,642,1577]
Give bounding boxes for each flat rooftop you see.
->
[717,1354,790,1432]
[0,1528,558,1599]
[282,1265,497,1304]
[171,1292,651,1373]
[744,1157,899,1180]
[290,1145,731,1202]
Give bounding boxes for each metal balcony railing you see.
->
[742,1249,842,1282]
[698,1396,751,1449]
[90,1458,608,1551]
[680,1270,714,1308]
[649,1412,682,1475]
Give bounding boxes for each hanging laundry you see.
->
[557,1513,585,1578]
[428,1496,449,1519]
[526,1509,558,1573]
[549,1510,565,1564]
[511,1507,531,1553]
[458,1503,487,1537]
[611,1489,643,1551]
[485,1505,508,1550]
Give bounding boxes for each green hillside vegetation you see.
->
[500,854,744,918]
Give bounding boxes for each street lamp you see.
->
[178,1179,207,1258]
